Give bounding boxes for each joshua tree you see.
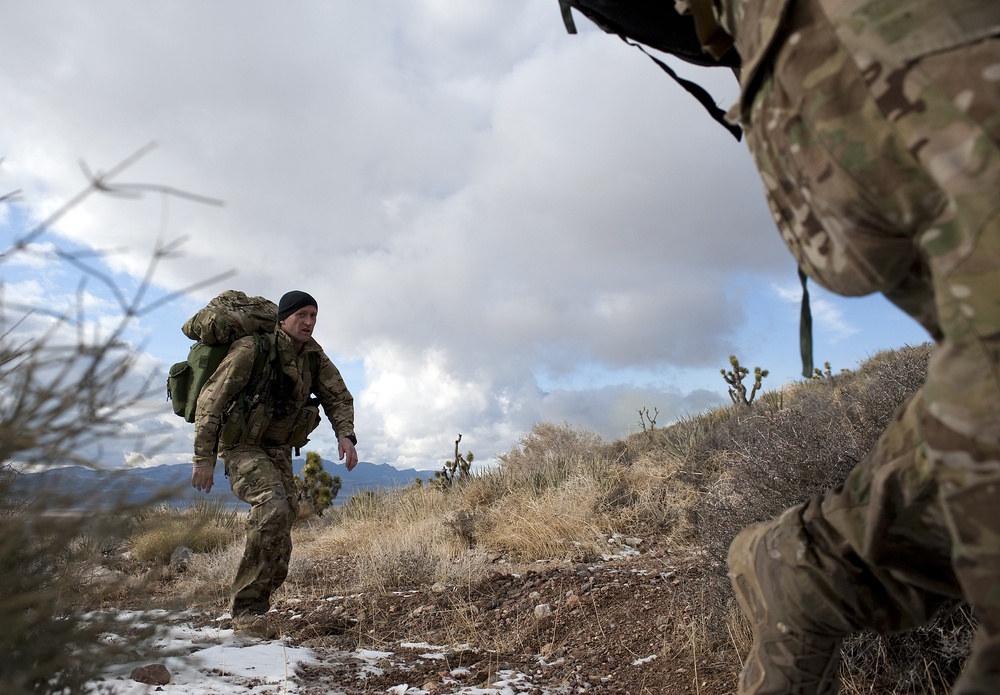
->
[433,434,474,489]
[722,354,769,406]
[295,450,341,516]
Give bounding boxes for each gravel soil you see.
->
[213,549,745,694]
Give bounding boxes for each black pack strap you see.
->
[559,0,577,33]
[798,267,814,378]
[624,38,742,141]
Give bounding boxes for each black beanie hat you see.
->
[277,290,318,321]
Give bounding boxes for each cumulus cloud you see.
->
[0,2,924,470]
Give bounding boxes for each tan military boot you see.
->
[728,519,844,695]
[232,612,278,640]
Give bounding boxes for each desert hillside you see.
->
[2,342,974,694]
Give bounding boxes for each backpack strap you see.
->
[557,0,742,141]
[798,268,813,378]
[621,37,742,141]
[233,333,279,443]
[559,0,576,32]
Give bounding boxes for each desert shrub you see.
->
[497,421,605,471]
[663,342,973,691]
[840,603,974,694]
[476,476,608,561]
[0,147,224,693]
[686,343,932,563]
[127,501,242,564]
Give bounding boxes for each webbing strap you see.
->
[798,267,814,378]
[559,0,577,33]
[623,38,742,141]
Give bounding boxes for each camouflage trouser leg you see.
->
[905,37,1000,692]
[223,444,299,616]
[737,0,1000,691]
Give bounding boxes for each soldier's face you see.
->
[280,305,317,346]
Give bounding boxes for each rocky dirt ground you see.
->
[184,547,744,694]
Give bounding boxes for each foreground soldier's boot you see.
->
[728,518,845,695]
[232,612,278,640]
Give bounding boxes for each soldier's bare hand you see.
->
[339,437,359,471]
[192,465,215,493]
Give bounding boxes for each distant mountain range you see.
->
[11,459,432,509]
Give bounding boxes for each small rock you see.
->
[130,664,170,686]
[534,603,553,619]
[169,546,194,572]
[430,582,447,593]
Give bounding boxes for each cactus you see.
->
[812,361,834,379]
[721,354,769,406]
[295,450,341,516]
[432,434,474,489]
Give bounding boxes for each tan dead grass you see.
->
[127,502,241,564]
[477,478,608,562]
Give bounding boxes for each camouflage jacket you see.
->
[192,329,355,467]
[695,0,1000,124]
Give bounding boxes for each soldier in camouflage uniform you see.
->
[191,290,357,636]
[559,0,1000,692]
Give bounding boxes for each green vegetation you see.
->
[431,433,473,489]
[295,450,341,517]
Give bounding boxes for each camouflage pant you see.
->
[734,0,1000,691]
[223,444,299,616]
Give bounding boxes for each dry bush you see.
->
[168,542,244,609]
[600,449,701,545]
[476,476,608,562]
[651,343,973,691]
[296,488,458,593]
[0,147,225,693]
[127,501,242,563]
[839,603,974,694]
[354,531,444,591]
[684,343,932,564]
[496,421,606,471]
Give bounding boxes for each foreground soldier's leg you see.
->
[864,27,1000,695]
[730,392,961,695]
[224,445,299,617]
[728,0,1000,691]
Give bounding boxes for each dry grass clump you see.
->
[168,541,245,608]
[840,603,974,694]
[127,500,243,563]
[475,476,608,561]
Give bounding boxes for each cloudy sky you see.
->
[0,1,931,472]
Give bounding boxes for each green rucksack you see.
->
[166,290,278,423]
